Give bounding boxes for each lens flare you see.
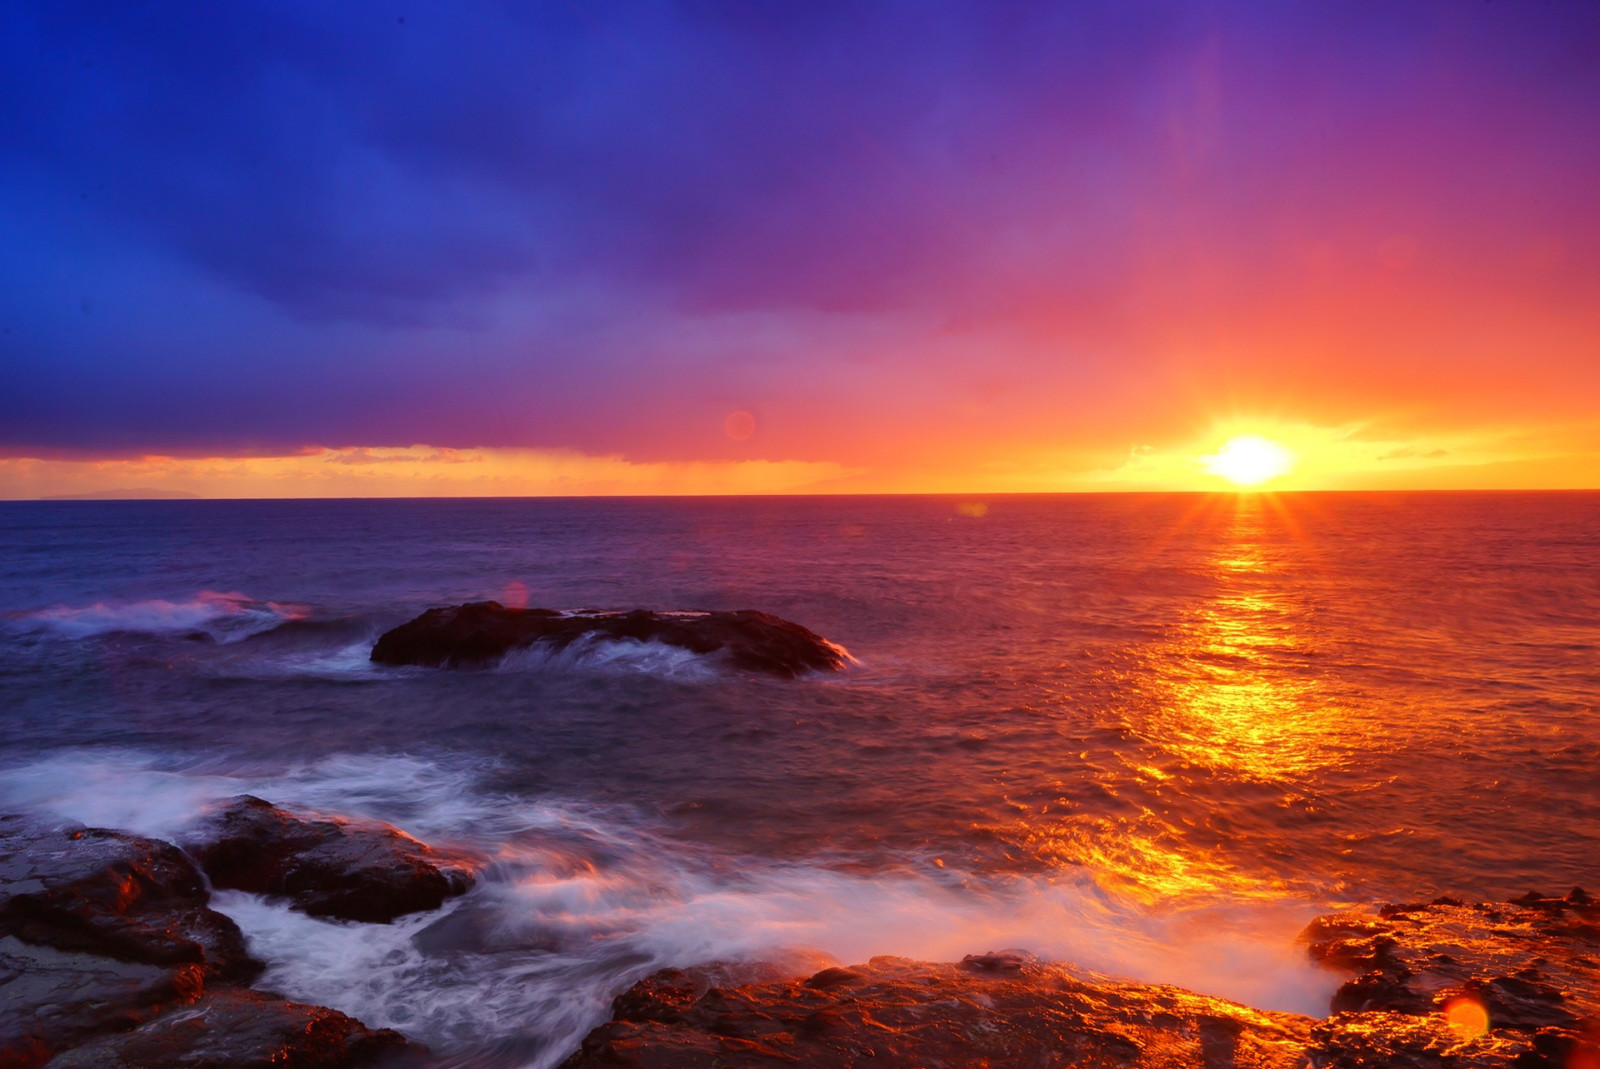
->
[1443,995,1489,1041]
[1202,436,1296,487]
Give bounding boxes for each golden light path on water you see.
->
[1010,493,1364,906]
[1155,497,1335,781]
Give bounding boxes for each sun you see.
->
[1202,435,1296,487]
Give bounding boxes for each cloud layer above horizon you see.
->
[2,0,1597,491]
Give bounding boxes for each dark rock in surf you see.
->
[44,988,424,1069]
[1,936,205,1068]
[1302,889,1600,1067]
[561,954,1314,1068]
[369,601,849,678]
[1,812,438,1066]
[185,796,475,924]
[0,817,258,982]
[0,816,258,1066]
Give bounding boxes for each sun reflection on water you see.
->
[1151,496,1338,782]
[1006,495,1361,903]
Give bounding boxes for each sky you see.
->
[2,0,1597,497]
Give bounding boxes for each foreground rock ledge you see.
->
[562,953,1313,1068]
[565,892,1599,1069]
[370,602,850,677]
[43,989,421,1069]
[0,813,432,1068]
[1303,888,1599,1068]
[0,817,258,983]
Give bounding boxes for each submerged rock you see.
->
[561,954,1314,1068]
[185,795,475,924]
[369,601,849,678]
[43,989,424,1068]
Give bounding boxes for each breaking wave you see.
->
[495,634,723,681]
[12,591,304,644]
[0,749,1339,1068]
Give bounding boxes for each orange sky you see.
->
[6,414,1597,499]
[3,4,1598,498]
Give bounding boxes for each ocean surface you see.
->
[2,492,1597,1066]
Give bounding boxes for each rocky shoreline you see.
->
[563,890,1598,1069]
[1,800,474,1067]
[3,802,1595,1068]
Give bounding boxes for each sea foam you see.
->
[14,590,303,644]
[495,633,722,681]
[0,749,1340,1068]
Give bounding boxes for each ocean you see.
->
[2,492,1596,1067]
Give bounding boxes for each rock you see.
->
[0,816,258,982]
[565,892,1600,1069]
[960,947,1035,972]
[561,954,1314,1068]
[185,796,475,924]
[608,961,816,1027]
[0,816,265,1065]
[1303,889,1599,1067]
[1308,1010,1555,1069]
[0,813,437,1066]
[43,988,425,1068]
[1,936,204,1068]
[370,602,849,678]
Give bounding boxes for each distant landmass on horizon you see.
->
[41,488,203,500]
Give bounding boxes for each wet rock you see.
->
[567,892,1600,1069]
[1,936,204,1068]
[1308,1010,1553,1069]
[960,947,1035,972]
[561,953,1314,1068]
[610,961,833,1027]
[1304,889,1599,1067]
[370,602,849,678]
[1,814,436,1066]
[803,966,864,990]
[44,988,425,1068]
[185,795,475,924]
[0,817,258,981]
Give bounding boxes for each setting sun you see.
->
[1202,436,1296,487]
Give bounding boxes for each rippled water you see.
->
[2,493,1596,1066]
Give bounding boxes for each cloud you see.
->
[0,445,856,499]
[0,1,1598,477]
[1377,447,1448,461]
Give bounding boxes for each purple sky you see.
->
[2,1,1597,489]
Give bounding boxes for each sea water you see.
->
[2,493,1596,1066]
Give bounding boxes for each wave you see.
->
[12,591,305,644]
[0,750,1339,1068]
[495,634,723,682]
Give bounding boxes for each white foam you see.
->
[0,750,1340,1069]
[15,591,303,644]
[220,639,392,682]
[0,750,491,843]
[210,847,1334,1069]
[495,635,722,682]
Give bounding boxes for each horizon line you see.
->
[13,487,1600,503]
